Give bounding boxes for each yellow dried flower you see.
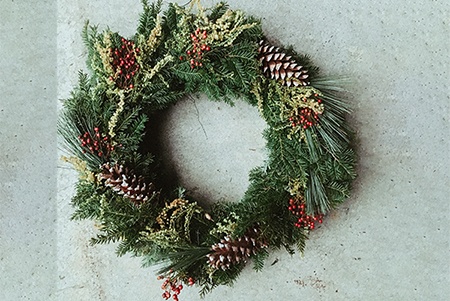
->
[60,156,95,182]
[108,91,125,140]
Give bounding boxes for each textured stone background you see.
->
[1,0,449,300]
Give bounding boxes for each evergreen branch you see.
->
[157,247,211,274]
[252,248,269,271]
[138,0,163,36]
[310,76,351,93]
[305,170,330,214]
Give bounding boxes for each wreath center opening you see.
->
[157,95,267,205]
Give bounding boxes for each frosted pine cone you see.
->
[99,163,157,205]
[207,227,267,270]
[258,40,310,87]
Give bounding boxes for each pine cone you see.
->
[207,227,267,270]
[99,163,157,205]
[258,40,310,87]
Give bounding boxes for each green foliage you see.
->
[252,248,269,271]
[59,0,357,297]
[137,0,163,37]
[162,0,263,103]
[157,246,211,275]
[58,72,115,170]
[71,180,104,220]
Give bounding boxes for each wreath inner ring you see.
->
[154,96,267,205]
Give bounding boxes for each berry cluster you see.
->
[109,37,140,89]
[288,198,324,230]
[78,127,114,157]
[181,28,211,68]
[289,95,323,130]
[158,274,195,301]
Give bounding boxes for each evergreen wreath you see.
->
[59,0,357,299]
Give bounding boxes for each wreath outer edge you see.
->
[58,0,357,298]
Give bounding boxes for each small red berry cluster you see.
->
[181,28,211,68]
[158,274,195,301]
[288,198,324,230]
[109,37,140,89]
[289,95,323,130]
[78,127,114,157]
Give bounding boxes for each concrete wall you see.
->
[1,0,448,300]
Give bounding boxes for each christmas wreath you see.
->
[59,0,356,299]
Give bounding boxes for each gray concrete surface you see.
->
[1,0,449,300]
[0,1,57,300]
